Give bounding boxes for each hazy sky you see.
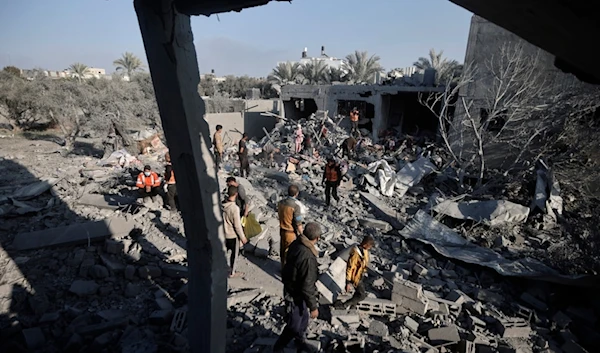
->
[0,0,472,77]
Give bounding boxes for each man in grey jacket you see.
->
[223,185,248,278]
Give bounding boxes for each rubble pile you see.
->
[0,110,599,353]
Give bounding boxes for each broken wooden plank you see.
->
[12,217,135,251]
[78,194,135,210]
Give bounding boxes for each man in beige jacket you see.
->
[213,124,224,170]
[223,185,247,277]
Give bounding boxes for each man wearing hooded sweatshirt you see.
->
[335,235,374,309]
[273,222,321,353]
[223,185,248,277]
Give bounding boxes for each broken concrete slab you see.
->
[11,178,60,201]
[433,199,530,226]
[360,192,403,230]
[331,309,360,327]
[496,317,532,338]
[316,257,347,304]
[395,156,436,197]
[358,218,392,232]
[428,325,460,345]
[227,289,262,307]
[12,217,135,251]
[368,320,389,337]
[78,193,135,210]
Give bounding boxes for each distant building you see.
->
[280,46,347,72]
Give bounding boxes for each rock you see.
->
[105,239,124,254]
[69,280,99,296]
[124,283,141,298]
[139,265,162,279]
[359,218,392,232]
[94,331,115,347]
[22,327,46,349]
[39,312,61,324]
[90,265,109,279]
[97,309,127,321]
[149,309,173,325]
[79,258,95,277]
[125,265,136,280]
[428,325,460,344]
[155,298,174,311]
[368,320,389,337]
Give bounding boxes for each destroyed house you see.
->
[281,84,446,140]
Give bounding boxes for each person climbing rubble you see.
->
[277,184,304,270]
[335,235,374,309]
[136,165,161,202]
[238,132,250,177]
[213,124,224,170]
[226,177,249,218]
[273,222,321,353]
[323,157,342,208]
[223,185,248,278]
[340,136,357,160]
[349,107,360,135]
[262,142,280,167]
[303,134,313,157]
[163,151,177,210]
[294,124,304,154]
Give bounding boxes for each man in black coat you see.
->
[273,222,321,353]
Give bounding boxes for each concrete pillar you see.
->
[134,1,228,352]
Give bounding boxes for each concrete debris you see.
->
[0,107,596,353]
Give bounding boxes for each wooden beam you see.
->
[134,1,228,353]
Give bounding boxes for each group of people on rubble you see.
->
[214,110,373,353]
[134,151,178,210]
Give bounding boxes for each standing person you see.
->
[273,223,321,353]
[226,177,249,218]
[294,124,304,154]
[164,152,178,210]
[335,235,374,309]
[322,157,341,208]
[238,133,250,177]
[136,165,161,201]
[341,136,357,160]
[223,185,248,278]
[349,107,360,135]
[277,185,304,270]
[213,125,224,170]
[262,142,279,167]
[303,134,313,157]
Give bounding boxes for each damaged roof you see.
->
[174,0,289,16]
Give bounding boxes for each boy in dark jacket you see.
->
[273,222,321,353]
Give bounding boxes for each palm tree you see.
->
[300,60,329,84]
[413,48,462,84]
[268,61,303,85]
[326,67,349,83]
[113,52,145,78]
[344,51,384,84]
[69,63,89,83]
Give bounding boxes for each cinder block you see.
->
[399,296,429,315]
[428,325,460,344]
[356,298,396,317]
[404,316,419,333]
[392,279,423,300]
[496,317,531,338]
[457,340,476,353]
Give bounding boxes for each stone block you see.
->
[316,257,346,304]
[496,317,531,338]
[90,265,109,279]
[428,325,460,344]
[368,320,389,337]
[457,340,476,353]
[149,309,174,325]
[404,316,419,333]
[356,298,396,316]
[79,258,95,277]
[105,239,124,254]
[22,327,45,349]
[331,309,360,327]
[392,279,423,300]
[69,280,99,296]
[446,289,473,305]
[413,263,428,276]
[358,218,392,232]
[399,296,429,315]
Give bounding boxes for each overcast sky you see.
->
[0,0,472,77]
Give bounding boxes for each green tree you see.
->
[326,67,349,83]
[300,60,329,85]
[344,51,384,84]
[69,63,89,83]
[268,61,303,85]
[413,48,462,84]
[113,52,145,78]
[2,66,21,77]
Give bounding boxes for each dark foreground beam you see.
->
[134,1,228,352]
[450,0,600,83]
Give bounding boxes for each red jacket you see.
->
[136,171,161,188]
